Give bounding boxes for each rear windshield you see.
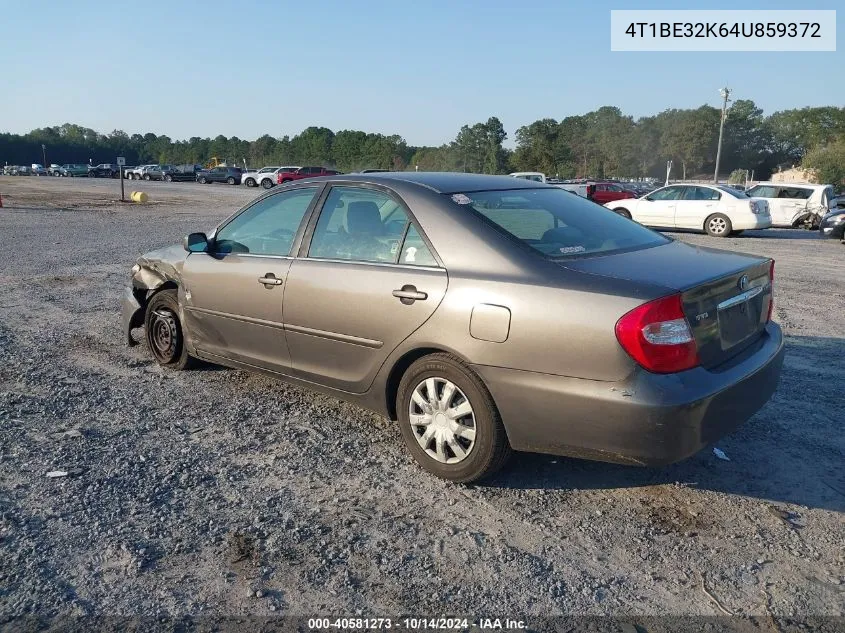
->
[718,185,749,197]
[448,188,669,259]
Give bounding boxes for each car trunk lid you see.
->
[561,241,773,368]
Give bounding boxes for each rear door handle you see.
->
[258,273,283,287]
[392,285,427,304]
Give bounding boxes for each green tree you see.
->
[802,138,845,185]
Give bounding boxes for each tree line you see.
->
[2,102,844,183]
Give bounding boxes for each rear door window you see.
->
[684,187,721,201]
[308,186,413,263]
[778,187,813,200]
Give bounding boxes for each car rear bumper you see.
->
[472,321,784,466]
[121,285,144,346]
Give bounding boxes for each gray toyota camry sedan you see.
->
[122,173,784,482]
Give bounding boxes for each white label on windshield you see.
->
[559,246,586,254]
[451,193,472,205]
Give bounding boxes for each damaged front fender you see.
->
[123,243,189,346]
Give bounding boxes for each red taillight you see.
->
[615,293,699,374]
[277,173,282,184]
[767,260,775,322]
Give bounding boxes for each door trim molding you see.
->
[184,306,285,330]
[285,323,384,349]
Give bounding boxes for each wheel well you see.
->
[384,347,452,421]
[135,280,178,309]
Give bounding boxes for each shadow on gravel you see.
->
[737,229,826,241]
[483,335,845,515]
[664,229,823,241]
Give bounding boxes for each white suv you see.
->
[745,183,838,227]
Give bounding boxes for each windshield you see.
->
[448,188,669,258]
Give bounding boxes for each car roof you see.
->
[751,182,823,189]
[328,171,553,194]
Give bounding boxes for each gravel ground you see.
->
[0,176,843,626]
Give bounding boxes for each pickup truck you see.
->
[276,166,340,184]
[88,164,120,178]
[161,165,201,182]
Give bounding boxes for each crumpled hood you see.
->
[133,243,187,289]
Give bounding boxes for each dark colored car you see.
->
[819,209,845,242]
[56,164,90,177]
[162,164,201,182]
[196,166,243,185]
[122,173,784,483]
[277,166,341,184]
[88,163,120,178]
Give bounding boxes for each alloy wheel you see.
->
[409,377,477,464]
[708,216,727,235]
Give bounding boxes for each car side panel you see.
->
[673,200,714,230]
[282,260,448,393]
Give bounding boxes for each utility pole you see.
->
[713,87,731,183]
[41,144,47,168]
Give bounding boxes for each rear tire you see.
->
[227,176,236,185]
[261,178,274,189]
[199,176,208,184]
[705,213,732,237]
[164,174,173,182]
[143,174,151,181]
[614,208,631,219]
[245,178,256,187]
[144,289,196,370]
[397,353,511,483]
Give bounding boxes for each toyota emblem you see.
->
[738,274,749,291]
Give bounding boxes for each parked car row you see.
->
[126,164,203,182]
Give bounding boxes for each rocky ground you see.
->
[0,176,843,629]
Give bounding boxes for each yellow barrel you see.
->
[130,191,149,203]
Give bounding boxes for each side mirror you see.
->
[183,232,209,253]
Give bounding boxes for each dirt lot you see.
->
[0,176,843,626]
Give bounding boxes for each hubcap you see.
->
[150,309,178,361]
[709,217,727,234]
[409,377,476,464]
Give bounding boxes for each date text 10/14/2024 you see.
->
[307,618,527,630]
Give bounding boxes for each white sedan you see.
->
[604,183,771,237]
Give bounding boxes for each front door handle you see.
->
[392,285,427,304]
[258,273,283,288]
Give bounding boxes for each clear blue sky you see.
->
[1,0,841,147]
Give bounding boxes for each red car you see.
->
[277,166,341,184]
[587,182,636,205]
